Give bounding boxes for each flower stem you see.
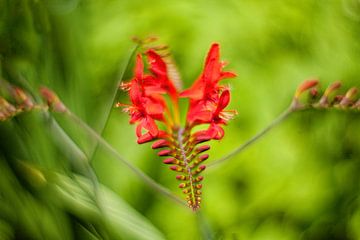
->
[208,107,294,168]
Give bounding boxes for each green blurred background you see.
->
[1,0,360,239]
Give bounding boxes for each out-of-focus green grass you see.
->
[1,0,360,239]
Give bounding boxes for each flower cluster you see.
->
[292,79,360,111]
[0,84,66,121]
[119,43,237,210]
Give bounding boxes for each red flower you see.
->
[121,54,167,140]
[180,43,236,101]
[143,50,179,102]
[190,90,237,140]
[180,43,236,128]
[206,90,237,139]
[119,41,237,210]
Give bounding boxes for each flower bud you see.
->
[162,158,176,164]
[137,133,155,144]
[39,87,66,113]
[294,79,319,99]
[152,139,170,149]
[157,149,173,156]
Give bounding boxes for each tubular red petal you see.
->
[163,158,176,164]
[158,149,173,156]
[146,49,167,76]
[135,54,144,80]
[198,154,209,161]
[217,90,230,112]
[220,71,237,79]
[195,145,210,153]
[136,124,142,137]
[152,139,170,149]
[143,117,159,137]
[137,133,156,144]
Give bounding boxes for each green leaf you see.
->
[53,173,166,240]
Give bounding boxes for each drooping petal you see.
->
[207,123,225,140]
[146,50,178,100]
[146,49,167,76]
[143,116,159,137]
[215,90,230,113]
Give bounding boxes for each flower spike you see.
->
[119,42,237,210]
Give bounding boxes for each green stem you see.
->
[208,107,294,168]
[88,44,139,161]
[65,110,186,206]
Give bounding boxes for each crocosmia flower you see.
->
[118,43,237,210]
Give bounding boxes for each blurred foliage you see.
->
[1,0,360,239]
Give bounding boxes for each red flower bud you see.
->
[294,79,319,98]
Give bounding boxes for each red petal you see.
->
[146,50,167,76]
[143,116,159,137]
[136,124,142,137]
[137,133,155,144]
[207,123,224,140]
[205,43,220,68]
[135,54,144,80]
[217,90,230,112]
[179,77,204,100]
[220,71,237,80]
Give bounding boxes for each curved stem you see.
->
[88,44,139,161]
[208,107,294,168]
[65,110,186,206]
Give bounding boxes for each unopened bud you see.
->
[152,139,170,149]
[195,145,210,153]
[170,165,183,172]
[176,175,187,181]
[0,97,17,120]
[162,158,176,164]
[339,87,358,107]
[345,87,358,100]
[294,79,319,99]
[158,149,173,156]
[324,81,342,97]
[194,176,204,182]
[193,165,206,175]
[198,154,209,162]
[11,87,34,109]
[178,183,188,188]
[137,133,156,144]
[39,87,66,113]
[182,188,190,194]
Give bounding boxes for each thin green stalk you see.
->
[208,107,294,168]
[65,110,185,206]
[88,44,139,161]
